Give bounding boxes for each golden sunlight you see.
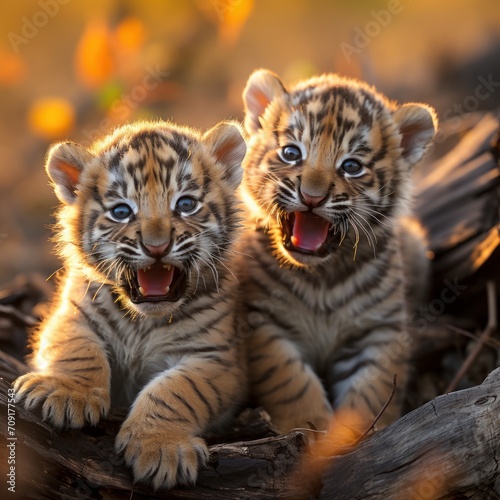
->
[28,98,75,139]
[471,227,500,272]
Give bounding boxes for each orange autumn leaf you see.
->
[217,0,253,45]
[196,0,253,44]
[75,20,115,89]
[28,98,75,140]
[114,16,145,55]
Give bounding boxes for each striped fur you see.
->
[14,120,247,490]
[237,70,437,434]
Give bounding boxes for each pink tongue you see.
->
[291,212,330,251]
[137,263,175,296]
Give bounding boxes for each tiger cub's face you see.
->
[242,70,436,267]
[46,121,246,317]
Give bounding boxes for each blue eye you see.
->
[341,159,364,176]
[110,203,133,221]
[279,145,302,163]
[176,196,198,214]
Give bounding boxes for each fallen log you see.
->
[0,368,306,499]
[415,110,500,329]
[313,367,500,500]
[2,353,499,498]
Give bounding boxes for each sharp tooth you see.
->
[163,264,171,270]
[147,266,151,270]
[165,286,170,294]
[139,286,146,296]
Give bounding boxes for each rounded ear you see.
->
[243,69,288,135]
[393,104,438,167]
[45,141,95,205]
[203,121,247,189]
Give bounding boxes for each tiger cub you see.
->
[237,69,437,434]
[14,120,247,490]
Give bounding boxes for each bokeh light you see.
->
[0,0,498,282]
[28,97,75,140]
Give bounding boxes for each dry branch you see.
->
[2,355,500,498]
[313,367,500,500]
[445,281,497,393]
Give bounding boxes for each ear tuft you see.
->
[203,121,246,189]
[45,142,94,204]
[243,69,288,135]
[393,104,438,166]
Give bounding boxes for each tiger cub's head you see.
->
[46,120,246,317]
[242,69,437,267]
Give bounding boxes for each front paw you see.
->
[14,372,110,428]
[116,421,209,490]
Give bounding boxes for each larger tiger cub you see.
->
[14,120,247,490]
[237,70,437,434]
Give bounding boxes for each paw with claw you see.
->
[14,372,110,428]
[116,415,209,490]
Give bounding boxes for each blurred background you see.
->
[0,0,499,283]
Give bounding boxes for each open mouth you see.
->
[281,212,333,255]
[127,262,185,303]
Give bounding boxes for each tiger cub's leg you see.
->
[116,356,243,490]
[249,326,332,434]
[14,311,111,429]
[328,327,409,430]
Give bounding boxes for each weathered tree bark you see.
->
[1,357,499,499]
[312,367,500,500]
[0,367,307,499]
[415,111,500,329]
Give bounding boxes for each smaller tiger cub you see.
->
[237,69,437,435]
[14,120,247,490]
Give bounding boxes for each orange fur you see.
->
[237,70,436,434]
[15,120,247,490]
